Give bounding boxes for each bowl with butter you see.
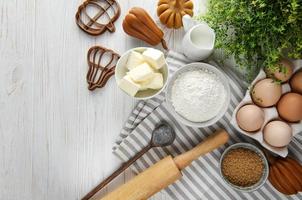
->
[115,47,169,99]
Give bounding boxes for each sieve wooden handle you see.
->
[82,144,152,200]
[174,129,229,170]
[100,156,182,200]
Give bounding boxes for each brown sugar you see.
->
[221,148,264,187]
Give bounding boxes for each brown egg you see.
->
[263,120,292,147]
[251,78,282,107]
[272,59,293,82]
[236,104,264,132]
[277,93,302,122]
[290,71,302,94]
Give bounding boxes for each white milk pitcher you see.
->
[182,15,215,61]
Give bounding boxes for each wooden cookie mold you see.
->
[76,0,121,35]
[86,46,120,90]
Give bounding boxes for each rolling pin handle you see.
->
[173,129,229,170]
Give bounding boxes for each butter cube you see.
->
[118,75,140,96]
[128,63,154,82]
[142,48,165,70]
[125,51,145,70]
[140,73,163,90]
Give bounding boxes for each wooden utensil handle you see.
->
[174,129,229,170]
[82,144,152,200]
[100,156,182,200]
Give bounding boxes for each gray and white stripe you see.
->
[113,51,302,199]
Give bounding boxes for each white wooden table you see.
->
[0,0,202,199]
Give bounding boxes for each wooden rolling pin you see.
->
[100,129,229,200]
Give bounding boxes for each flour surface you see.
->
[171,69,226,122]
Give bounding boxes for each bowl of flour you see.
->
[166,62,230,127]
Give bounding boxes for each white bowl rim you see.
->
[115,47,169,100]
[219,143,269,192]
[165,62,231,127]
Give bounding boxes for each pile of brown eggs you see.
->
[234,59,302,153]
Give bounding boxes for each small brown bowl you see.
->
[219,143,269,192]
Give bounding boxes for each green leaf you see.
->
[198,0,302,81]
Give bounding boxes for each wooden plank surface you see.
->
[0,0,201,199]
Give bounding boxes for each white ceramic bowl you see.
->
[115,47,169,100]
[219,143,269,192]
[165,62,230,127]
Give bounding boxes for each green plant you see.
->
[198,0,302,80]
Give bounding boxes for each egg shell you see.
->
[263,120,292,147]
[272,59,293,82]
[231,66,302,157]
[236,104,264,132]
[277,93,302,122]
[290,71,302,94]
[251,78,282,107]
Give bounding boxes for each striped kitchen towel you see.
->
[113,51,302,200]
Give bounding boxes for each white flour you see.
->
[171,69,226,122]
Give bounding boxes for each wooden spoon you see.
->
[263,150,302,195]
